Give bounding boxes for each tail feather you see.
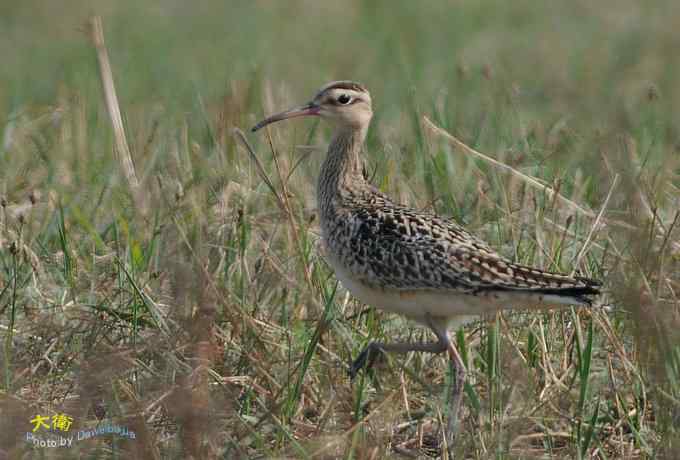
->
[531,276,601,296]
[526,282,601,306]
[481,269,602,306]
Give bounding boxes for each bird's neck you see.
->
[318,125,368,220]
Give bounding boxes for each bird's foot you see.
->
[348,342,383,380]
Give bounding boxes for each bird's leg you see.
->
[423,314,466,458]
[349,340,447,380]
[349,315,467,457]
[444,346,466,457]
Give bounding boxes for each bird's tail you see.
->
[493,263,602,307]
[521,277,602,306]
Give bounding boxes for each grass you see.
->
[1,0,680,458]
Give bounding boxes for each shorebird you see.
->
[251,81,601,455]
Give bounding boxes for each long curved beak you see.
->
[251,102,320,132]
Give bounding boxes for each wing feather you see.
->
[328,196,600,302]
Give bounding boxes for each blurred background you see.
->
[1,1,679,458]
[4,0,680,127]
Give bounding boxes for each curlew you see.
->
[252,81,601,455]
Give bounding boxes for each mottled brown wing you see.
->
[333,201,599,301]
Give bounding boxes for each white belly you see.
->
[327,254,573,329]
[329,258,481,326]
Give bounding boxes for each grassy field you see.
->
[1,1,680,458]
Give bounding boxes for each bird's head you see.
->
[251,81,372,132]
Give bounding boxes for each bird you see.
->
[251,81,601,455]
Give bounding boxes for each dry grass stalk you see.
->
[422,115,596,219]
[233,127,318,315]
[309,392,399,458]
[88,16,140,191]
[571,173,619,275]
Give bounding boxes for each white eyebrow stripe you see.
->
[327,89,364,99]
[318,80,367,93]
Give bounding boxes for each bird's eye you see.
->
[337,94,351,105]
